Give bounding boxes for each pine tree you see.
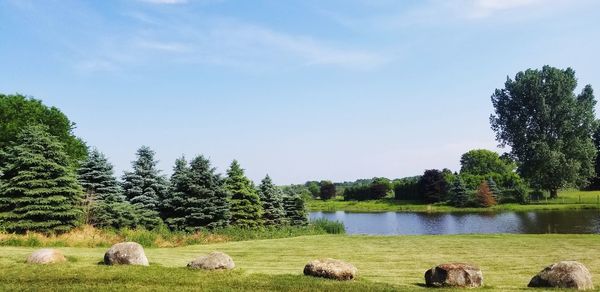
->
[258,175,286,226]
[224,160,263,228]
[283,189,308,226]
[122,146,167,229]
[448,177,469,207]
[161,156,190,230]
[78,148,138,228]
[487,177,501,202]
[0,125,82,233]
[476,180,497,208]
[185,155,230,230]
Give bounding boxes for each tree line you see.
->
[0,94,307,233]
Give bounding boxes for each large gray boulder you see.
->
[27,249,66,264]
[528,261,594,290]
[425,263,483,288]
[103,242,149,266]
[187,251,235,270]
[303,258,357,281]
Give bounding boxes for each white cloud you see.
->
[467,0,545,18]
[134,40,191,53]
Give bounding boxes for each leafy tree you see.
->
[0,125,82,233]
[258,175,286,226]
[305,181,321,198]
[121,146,167,229]
[588,123,600,190]
[161,156,190,230]
[319,180,336,200]
[393,176,420,200]
[224,160,262,228]
[417,169,448,203]
[459,149,521,190]
[486,177,501,202]
[283,189,308,226]
[369,177,392,199]
[78,148,138,228]
[185,155,230,230]
[475,181,497,208]
[0,94,87,166]
[449,177,469,207]
[490,66,597,198]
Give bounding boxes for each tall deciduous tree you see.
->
[258,175,286,226]
[490,66,597,198]
[283,189,308,226]
[319,181,336,200]
[122,146,167,229]
[0,94,87,166]
[224,160,262,228]
[185,155,230,230]
[0,125,82,233]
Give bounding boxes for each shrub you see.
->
[310,218,345,234]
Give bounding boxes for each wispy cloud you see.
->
[466,0,546,18]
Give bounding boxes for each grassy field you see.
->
[308,189,600,212]
[1,234,599,291]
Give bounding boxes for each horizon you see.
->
[2,0,600,184]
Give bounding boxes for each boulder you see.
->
[187,251,235,270]
[26,249,66,264]
[425,263,483,288]
[103,242,149,266]
[303,258,357,281]
[528,261,594,290]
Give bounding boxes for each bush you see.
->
[310,218,345,234]
[343,178,392,201]
[394,177,420,200]
[319,181,336,200]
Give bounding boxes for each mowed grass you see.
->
[1,234,599,291]
[308,189,600,213]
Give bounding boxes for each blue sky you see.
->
[1,0,599,184]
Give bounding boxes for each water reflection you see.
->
[309,210,600,235]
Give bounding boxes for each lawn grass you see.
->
[1,234,599,291]
[308,189,600,213]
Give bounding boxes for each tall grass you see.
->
[310,218,345,234]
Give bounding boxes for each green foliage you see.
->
[393,176,420,200]
[258,175,286,226]
[319,180,336,200]
[490,66,597,197]
[343,177,392,201]
[78,148,138,229]
[283,189,308,226]
[0,125,82,233]
[486,177,501,201]
[417,169,448,203]
[305,181,321,198]
[459,149,521,190]
[161,156,190,230]
[448,177,469,207]
[310,218,345,234]
[185,155,230,230]
[0,94,87,166]
[225,160,263,228]
[121,146,167,230]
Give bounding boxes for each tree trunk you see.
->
[549,189,558,199]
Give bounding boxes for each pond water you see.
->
[309,210,600,235]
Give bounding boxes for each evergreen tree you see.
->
[185,155,230,230]
[258,175,286,226]
[121,146,167,229]
[78,148,138,228]
[283,189,308,226]
[224,160,263,228]
[161,156,190,230]
[449,177,469,207]
[476,181,497,208]
[486,177,501,202]
[0,125,82,233]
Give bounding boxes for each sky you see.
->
[1,0,600,185]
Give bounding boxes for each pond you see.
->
[309,210,600,235]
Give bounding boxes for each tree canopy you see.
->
[225,160,263,228]
[490,66,597,197]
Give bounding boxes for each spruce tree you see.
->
[121,146,167,229]
[449,177,469,207]
[283,189,308,226]
[476,181,497,208]
[0,125,82,233]
[258,175,286,226]
[224,160,263,228]
[161,156,190,231]
[185,155,230,230]
[78,148,138,228]
[487,177,501,202]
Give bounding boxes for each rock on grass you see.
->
[187,251,235,270]
[26,249,66,264]
[425,263,483,288]
[303,258,357,281]
[528,261,594,290]
[103,242,149,266]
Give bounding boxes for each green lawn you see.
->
[1,234,599,291]
[308,190,600,213]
